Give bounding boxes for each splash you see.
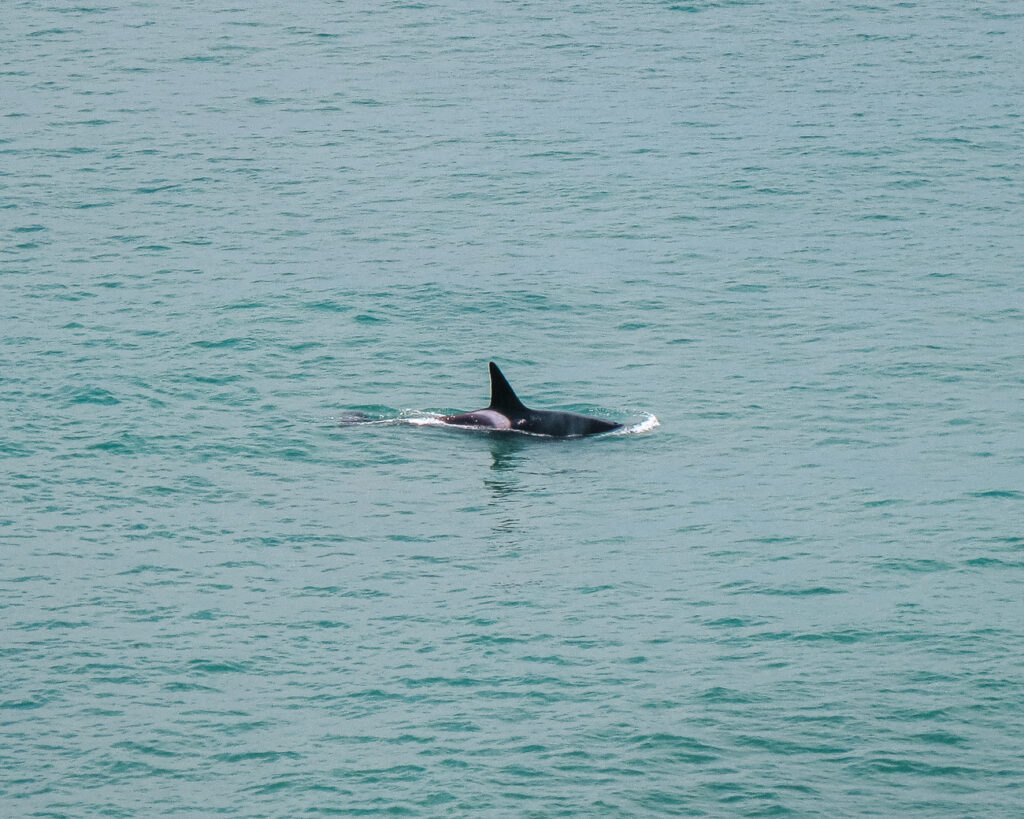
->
[613,413,660,435]
[401,413,446,427]
[335,410,449,428]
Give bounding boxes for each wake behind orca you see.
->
[440,362,622,438]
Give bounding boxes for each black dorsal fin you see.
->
[488,362,527,412]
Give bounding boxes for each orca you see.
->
[441,362,622,438]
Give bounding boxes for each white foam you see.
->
[613,413,660,434]
[401,413,446,427]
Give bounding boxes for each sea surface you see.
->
[3,1,1023,816]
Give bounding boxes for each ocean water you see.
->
[2,0,1023,815]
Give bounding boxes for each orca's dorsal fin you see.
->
[488,362,527,413]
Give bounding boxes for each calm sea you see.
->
[3,1,1022,815]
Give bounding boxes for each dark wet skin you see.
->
[341,363,622,438]
[441,362,621,438]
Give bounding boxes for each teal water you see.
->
[3,1,1023,815]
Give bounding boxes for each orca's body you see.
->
[441,362,621,438]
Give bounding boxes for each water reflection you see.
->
[480,434,534,545]
[483,433,528,499]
